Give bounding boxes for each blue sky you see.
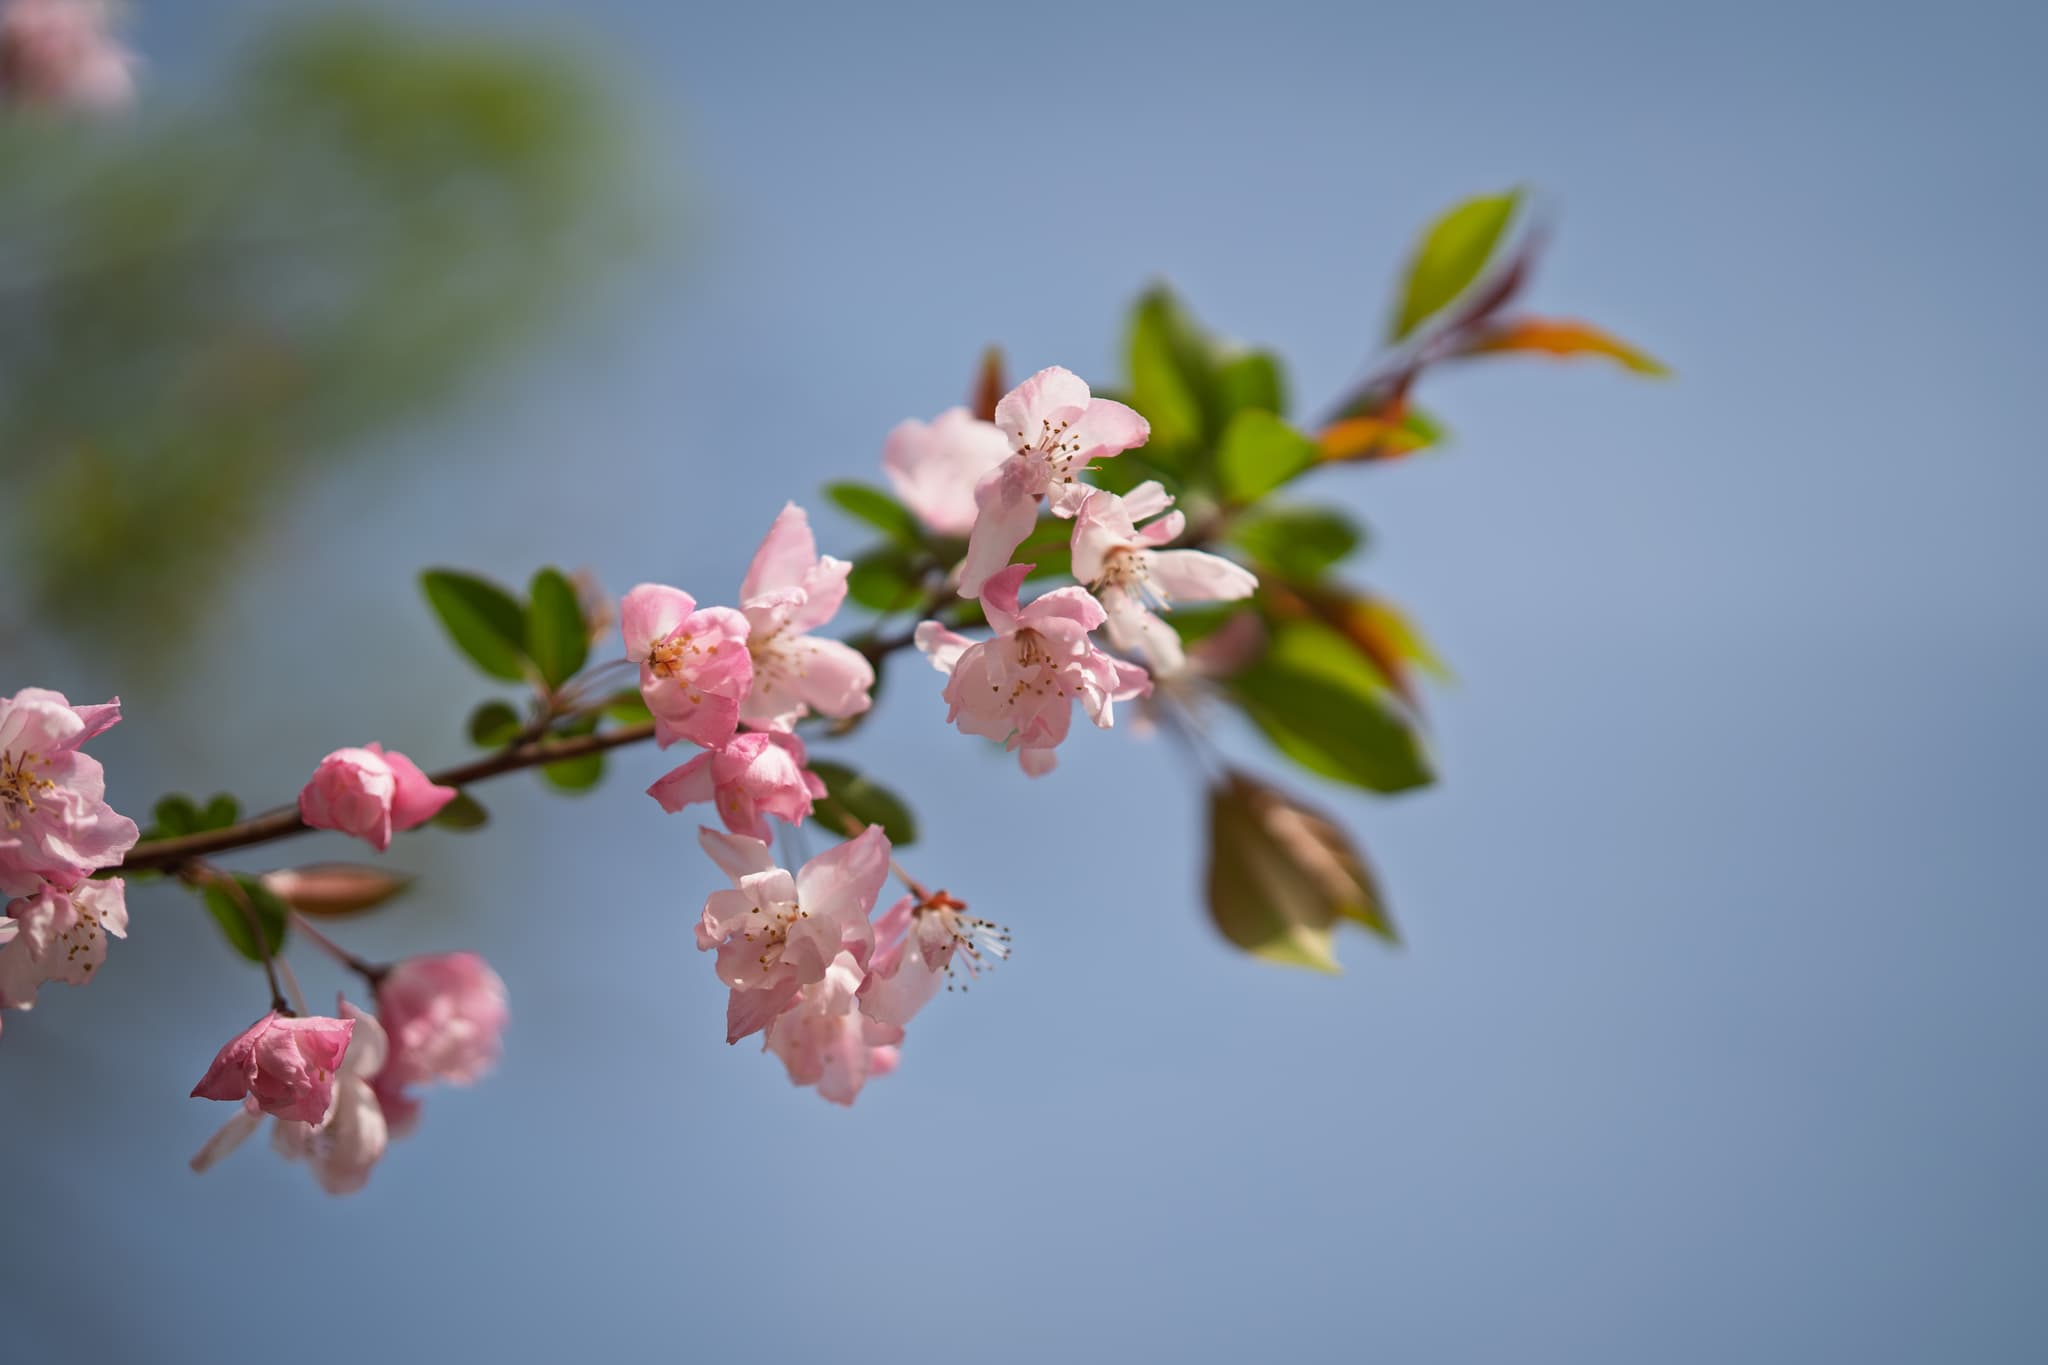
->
[9,1,2047,1360]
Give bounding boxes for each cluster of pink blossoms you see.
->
[0,689,139,1035]
[897,365,1258,775]
[189,952,509,1194]
[635,366,1248,1102]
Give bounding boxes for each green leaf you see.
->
[1206,769,1395,972]
[1229,621,1433,794]
[201,875,290,964]
[1016,516,1076,582]
[526,566,589,690]
[1215,350,1286,418]
[808,759,918,847]
[421,569,529,683]
[846,548,927,613]
[1126,286,1217,455]
[1216,409,1321,503]
[199,794,241,831]
[1228,506,1363,579]
[468,699,523,747]
[826,482,922,547]
[432,790,489,830]
[600,688,653,726]
[539,714,604,792]
[151,795,200,838]
[1390,189,1521,341]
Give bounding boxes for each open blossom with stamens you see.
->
[647,730,824,840]
[915,564,1150,776]
[860,888,1009,1029]
[0,689,137,895]
[298,743,457,854]
[190,1009,356,1125]
[736,503,874,732]
[881,407,1011,536]
[0,876,126,1022]
[957,366,1150,597]
[193,999,392,1197]
[621,584,754,749]
[697,824,890,1044]
[1071,483,1258,674]
[0,0,135,112]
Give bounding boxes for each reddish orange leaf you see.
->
[1461,317,1669,376]
[970,345,1007,421]
[1317,415,1432,464]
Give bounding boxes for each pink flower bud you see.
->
[190,1010,356,1125]
[0,0,134,112]
[297,743,456,853]
[375,952,508,1092]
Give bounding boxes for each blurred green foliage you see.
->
[0,13,638,654]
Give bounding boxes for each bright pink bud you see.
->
[374,952,508,1092]
[297,743,456,853]
[191,1010,356,1125]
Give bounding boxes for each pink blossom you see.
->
[762,948,901,1106]
[1071,483,1258,674]
[957,366,1149,597]
[0,876,125,1019]
[860,889,1009,1030]
[190,1009,356,1125]
[737,503,874,731]
[0,689,138,893]
[881,407,1011,536]
[0,0,135,112]
[915,564,1150,775]
[297,743,456,854]
[696,824,890,1043]
[374,951,509,1094]
[647,730,824,840]
[621,584,754,749]
[193,999,392,1196]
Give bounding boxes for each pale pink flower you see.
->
[0,689,137,893]
[762,948,901,1106]
[915,564,1150,775]
[737,503,874,731]
[298,743,456,854]
[860,888,1009,1029]
[0,876,125,1018]
[957,366,1149,597]
[191,1009,356,1125]
[1071,483,1258,674]
[881,407,1011,536]
[193,999,392,1197]
[696,824,890,1043]
[374,951,508,1094]
[621,584,754,749]
[647,730,825,841]
[0,0,135,113]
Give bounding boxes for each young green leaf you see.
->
[539,714,604,792]
[150,795,201,839]
[825,482,923,547]
[432,790,490,830]
[1216,409,1321,502]
[421,569,529,683]
[1228,506,1364,579]
[808,759,918,847]
[201,875,290,963]
[846,549,927,613]
[199,793,241,831]
[467,699,523,747]
[1390,189,1521,341]
[1215,350,1286,418]
[601,688,653,726]
[1126,286,1217,456]
[526,566,590,690]
[1229,626,1434,794]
